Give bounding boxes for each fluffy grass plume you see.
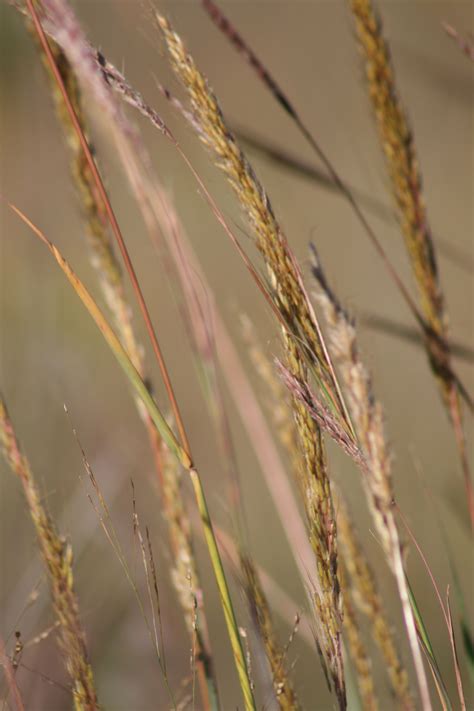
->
[339,564,378,711]
[240,554,300,710]
[3,1,471,708]
[0,397,99,711]
[337,494,413,709]
[10,195,255,710]
[29,20,220,708]
[348,0,473,526]
[310,249,431,708]
[155,13,347,706]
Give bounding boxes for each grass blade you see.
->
[9,202,256,711]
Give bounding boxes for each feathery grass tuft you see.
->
[156,13,348,706]
[310,247,432,708]
[337,495,414,709]
[348,0,473,526]
[0,397,99,711]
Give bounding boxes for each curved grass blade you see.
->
[8,203,188,467]
[9,201,256,711]
[407,581,452,711]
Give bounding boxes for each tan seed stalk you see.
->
[337,495,414,709]
[156,13,346,705]
[348,0,473,525]
[312,255,431,709]
[160,444,218,709]
[0,398,99,711]
[28,21,219,708]
[243,318,385,710]
[339,564,378,711]
[240,555,300,710]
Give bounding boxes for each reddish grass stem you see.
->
[25,0,191,459]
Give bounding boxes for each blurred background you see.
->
[1,1,473,708]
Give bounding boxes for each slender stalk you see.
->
[28,21,219,708]
[337,497,414,709]
[310,254,432,710]
[348,0,473,526]
[10,202,256,711]
[26,0,189,454]
[156,15,347,705]
[0,398,99,711]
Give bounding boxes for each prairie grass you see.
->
[0,398,98,710]
[347,0,472,529]
[1,1,472,710]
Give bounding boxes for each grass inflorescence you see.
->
[1,1,472,709]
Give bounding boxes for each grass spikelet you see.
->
[242,320,383,709]
[154,13,342,396]
[0,397,99,711]
[240,554,300,710]
[11,202,255,711]
[337,496,414,709]
[347,0,473,525]
[339,565,378,711]
[23,9,338,642]
[347,0,445,381]
[311,248,432,709]
[155,13,347,705]
[24,6,222,705]
[160,444,219,709]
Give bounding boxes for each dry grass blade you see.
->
[32,38,143,375]
[131,483,166,674]
[0,398,99,711]
[395,504,467,709]
[8,201,188,465]
[9,203,256,711]
[348,0,473,527]
[155,13,347,706]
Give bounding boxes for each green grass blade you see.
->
[9,202,188,468]
[11,203,256,711]
[407,579,452,711]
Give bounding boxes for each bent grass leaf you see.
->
[9,201,256,711]
[9,202,189,468]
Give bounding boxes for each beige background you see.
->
[1,1,473,708]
